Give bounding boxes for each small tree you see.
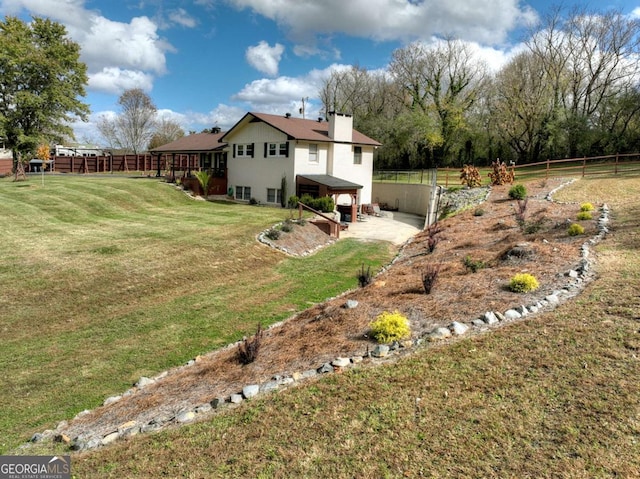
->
[194,170,211,196]
[36,143,50,186]
[0,16,89,179]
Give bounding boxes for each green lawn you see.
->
[68,175,640,478]
[0,175,395,453]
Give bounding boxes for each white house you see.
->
[220,111,381,220]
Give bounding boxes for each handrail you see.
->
[297,202,341,238]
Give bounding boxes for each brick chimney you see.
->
[328,111,353,142]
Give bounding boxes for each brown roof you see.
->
[150,132,226,153]
[220,112,382,146]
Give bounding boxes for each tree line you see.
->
[319,7,640,169]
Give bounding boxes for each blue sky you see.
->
[1,0,639,145]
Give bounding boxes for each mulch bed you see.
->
[63,178,599,445]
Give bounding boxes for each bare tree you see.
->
[488,51,555,163]
[389,38,488,165]
[148,116,184,150]
[527,7,640,157]
[97,89,157,154]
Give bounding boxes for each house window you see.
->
[309,144,318,163]
[268,142,288,157]
[236,143,254,158]
[236,186,251,201]
[267,188,282,204]
[353,146,362,165]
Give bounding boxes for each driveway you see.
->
[340,211,426,245]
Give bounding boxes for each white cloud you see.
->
[233,74,319,105]
[168,8,197,28]
[245,41,285,76]
[88,68,155,95]
[228,0,539,49]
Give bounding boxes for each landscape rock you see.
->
[545,294,560,305]
[332,357,351,368]
[103,395,121,406]
[242,384,260,399]
[260,381,279,393]
[449,321,469,335]
[343,299,359,309]
[371,345,390,357]
[210,397,226,409]
[135,376,155,388]
[176,410,195,423]
[483,311,499,324]
[195,403,212,414]
[504,309,522,320]
[318,363,334,373]
[230,394,243,404]
[429,327,452,341]
[101,431,119,446]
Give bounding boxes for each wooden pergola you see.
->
[296,174,363,222]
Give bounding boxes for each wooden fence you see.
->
[31,153,200,175]
[374,153,640,187]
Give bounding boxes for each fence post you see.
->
[546,159,549,179]
[582,157,586,178]
[615,153,619,175]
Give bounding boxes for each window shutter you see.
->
[285,141,290,158]
[264,143,268,158]
[233,144,236,158]
[251,143,255,158]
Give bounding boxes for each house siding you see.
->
[226,122,295,204]
[224,112,377,207]
[329,143,374,205]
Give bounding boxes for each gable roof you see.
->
[150,132,227,153]
[220,112,382,147]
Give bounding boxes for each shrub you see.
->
[249,197,259,205]
[460,165,482,188]
[287,195,300,209]
[568,223,585,236]
[514,198,528,226]
[370,311,411,343]
[357,264,372,287]
[299,194,335,213]
[427,235,440,253]
[509,273,539,293]
[425,223,443,253]
[463,255,486,273]
[473,208,485,216]
[488,160,514,185]
[280,219,294,232]
[576,211,593,221]
[508,184,527,200]
[265,227,281,240]
[237,324,264,365]
[580,202,595,212]
[422,264,441,294]
[194,170,211,196]
[521,218,545,234]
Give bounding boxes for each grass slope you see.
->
[0,175,394,454]
[70,176,640,478]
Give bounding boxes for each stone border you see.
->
[24,181,609,453]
